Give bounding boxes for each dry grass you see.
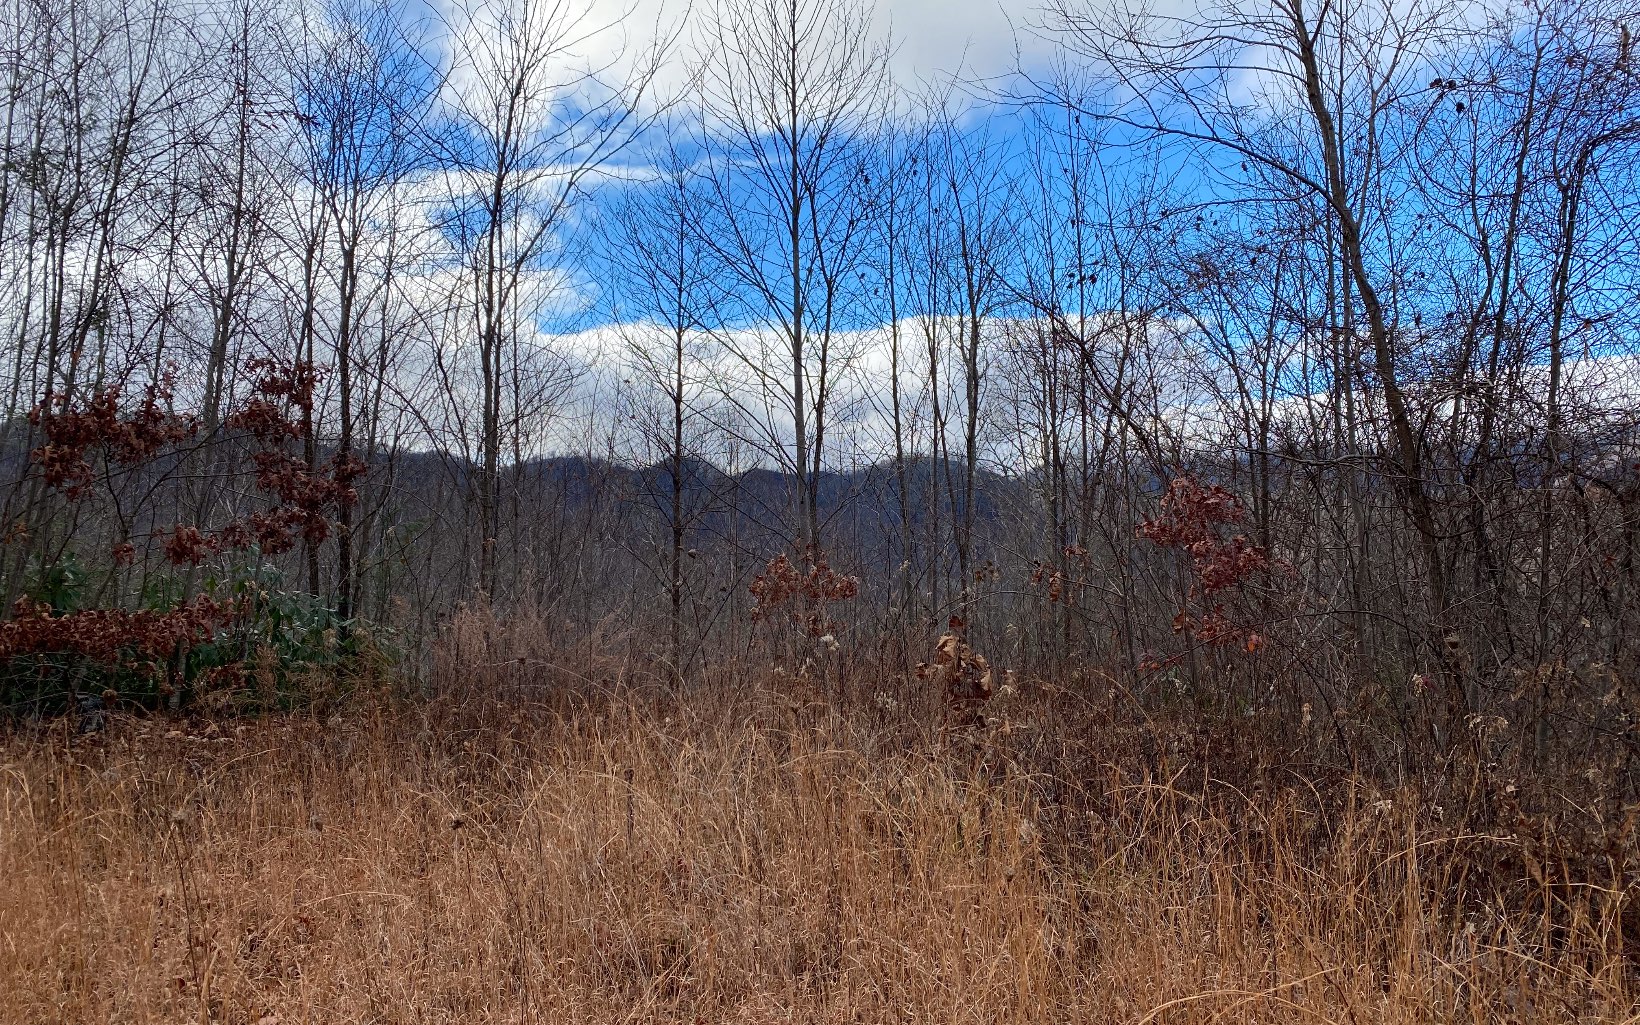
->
[1,671,1635,1024]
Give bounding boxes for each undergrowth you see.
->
[1,623,1634,1024]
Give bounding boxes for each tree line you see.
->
[1,0,1637,782]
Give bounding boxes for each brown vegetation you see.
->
[3,625,1634,1024]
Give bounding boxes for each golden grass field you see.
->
[2,668,1635,1024]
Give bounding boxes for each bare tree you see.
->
[603,141,723,681]
[430,0,667,597]
[689,0,889,553]
[284,0,432,622]
[1044,0,1476,714]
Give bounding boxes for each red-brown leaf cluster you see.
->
[215,358,361,555]
[235,449,362,551]
[1138,476,1271,650]
[0,595,239,665]
[162,525,217,566]
[1030,544,1096,605]
[748,547,860,637]
[241,357,318,410]
[228,398,298,440]
[29,378,197,498]
[224,359,360,552]
[26,358,363,567]
[914,633,997,722]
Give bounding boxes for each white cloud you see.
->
[431,0,1063,114]
[867,0,1049,85]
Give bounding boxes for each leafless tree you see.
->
[689,0,889,553]
[603,140,724,681]
[429,0,668,597]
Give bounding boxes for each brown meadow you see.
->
[4,645,1636,1025]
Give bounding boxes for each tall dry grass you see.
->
[1,662,1635,1024]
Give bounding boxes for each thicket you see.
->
[2,362,378,715]
[2,639,1634,1023]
